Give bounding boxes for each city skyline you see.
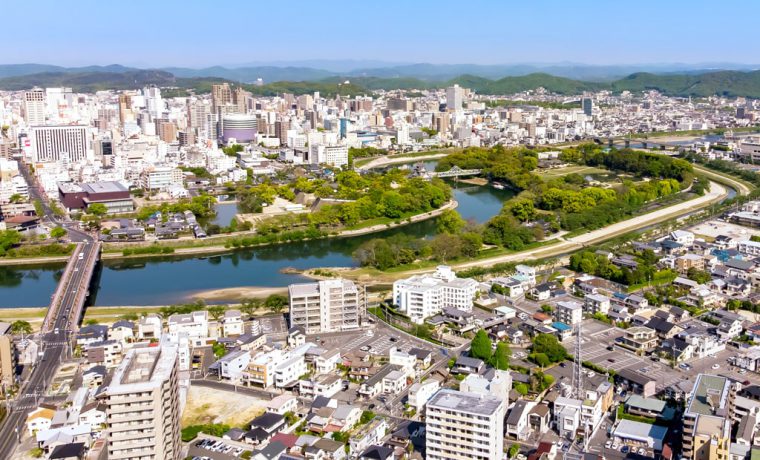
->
[5,0,760,67]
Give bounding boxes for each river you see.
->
[0,174,513,307]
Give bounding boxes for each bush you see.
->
[181,423,230,442]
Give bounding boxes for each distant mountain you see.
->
[164,66,334,83]
[4,66,760,98]
[0,70,175,92]
[0,64,138,79]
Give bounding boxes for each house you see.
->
[82,365,107,388]
[645,317,683,340]
[137,314,162,339]
[612,420,668,451]
[619,327,658,354]
[167,310,209,340]
[108,320,134,343]
[288,326,307,348]
[358,365,404,399]
[452,356,484,375]
[299,375,342,398]
[389,347,416,379]
[48,442,86,460]
[78,402,106,427]
[624,395,670,420]
[358,445,394,460]
[670,230,695,246]
[616,369,657,398]
[222,309,244,337]
[305,438,346,460]
[554,301,583,325]
[85,340,123,367]
[506,400,535,440]
[244,412,286,445]
[219,349,251,382]
[252,441,287,460]
[266,394,299,416]
[75,325,108,348]
[349,417,389,455]
[528,283,553,301]
[528,404,551,437]
[26,406,55,435]
[407,348,433,370]
[314,349,341,375]
[408,379,440,413]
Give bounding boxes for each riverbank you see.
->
[357,152,449,170]
[0,200,458,267]
[314,179,731,283]
[191,286,288,302]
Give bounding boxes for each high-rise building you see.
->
[234,86,251,113]
[221,114,258,143]
[0,323,16,387]
[582,97,594,116]
[212,83,233,112]
[155,119,177,143]
[274,119,290,146]
[144,86,164,118]
[308,144,348,167]
[187,99,211,139]
[30,125,89,162]
[426,389,505,460]
[682,374,736,460]
[446,85,464,111]
[23,88,46,126]
[118,94,133,124]
[103,345,181,460]
[288,279,364,334]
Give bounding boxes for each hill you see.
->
[0,70,176,92]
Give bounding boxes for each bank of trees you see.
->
[569,248,676,287]
[136,195,216,220]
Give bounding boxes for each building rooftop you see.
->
[107,345,176,394]
[686,373,731,417]
[427,388,503,417]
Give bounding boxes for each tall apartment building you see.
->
[23,88,46,126]
[274,119,290,146]
[426,389,505,460]
[446,85,464,111]
[393,265,478,324]
[0,323,16,387]
[118,94,133,124]
[212,83,233,112]
[103,346,181,460]
[288,279,364,334]
[682,374,736,460]
[30,125,89,162]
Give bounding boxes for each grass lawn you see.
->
[536,165,608,180]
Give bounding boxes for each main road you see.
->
[0,161,98,458]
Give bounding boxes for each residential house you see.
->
[408,379,440,413]
[506,400,535,440]
[584,294,611,315]
[620,327,658,354]
[222,310,244,337]
[137,314,162,339]
[108,321,134,343]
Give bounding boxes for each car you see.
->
[605,441,612,449]
[607,345,614,351]
[743,380,751,386]
[739,369,748,375]
[608,358,615,362]
[611,443,619,450]
[621,446,629,454]
[638,448,646,455]
[366,330,374,337]
[679,363,691,370]
[559,362,566,368]
[389,337,398,342]
[54,328,59,334]
[712,364,720,370]
[587,371,596,378]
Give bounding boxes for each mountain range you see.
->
[2,63,760,98]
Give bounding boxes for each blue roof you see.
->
[552,322,571,332]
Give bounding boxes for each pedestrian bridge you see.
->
[430,166,482,178]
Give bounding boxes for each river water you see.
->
[0,176,513,307]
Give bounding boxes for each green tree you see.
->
[10,320,32,335]
[87,203,108,217]
[8,194,24,204]
[436,209,465,234]
[508,444,520,459]
[0,230,21,256]
[208,305,226,321]
[50,227,67,240]
[470,329,493,361]
[530,352,551,368]
[84,319,99,325]
[360,410,375,425]
[265,294,288,313]
[240,298,260,319]
[686,267,712,284]
[532,333,567,363]
[489,342,511,370]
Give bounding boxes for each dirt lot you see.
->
[181,385,268,427]
[688,219,760,240]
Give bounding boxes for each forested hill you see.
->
[3,67,760,98]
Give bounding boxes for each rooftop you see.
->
[427,388,503,417]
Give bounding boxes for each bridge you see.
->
[0,162,100,458]
[593,137,683,151]
[430,166,482,178]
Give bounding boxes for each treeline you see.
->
[569,249,676,287]
[562,146,694,184]
[136,195,216,221]
[122,246,175,256]
[348,146,387,165]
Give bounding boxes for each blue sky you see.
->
[5,0,759,67]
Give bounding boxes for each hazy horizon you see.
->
[6,0,760,68]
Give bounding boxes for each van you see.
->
[78,253,84,260]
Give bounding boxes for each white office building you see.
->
[426,389,505,460]
[309,144,349,167]
[288,279,363,334]
[393,266,478,324]
[30,125,90,162]
[23,88,46,126]
[446,85,464,111]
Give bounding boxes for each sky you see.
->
[4,0,760,68]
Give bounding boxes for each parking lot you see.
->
[187,436,250,460]
[313,321,439,358]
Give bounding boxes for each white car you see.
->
[611,443,619,450]
[605,441,612,449]
[739,369,747,375]
[712,364,720,370]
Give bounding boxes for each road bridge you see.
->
[430,166,482,178]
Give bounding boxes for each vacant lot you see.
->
[181,385,268,428]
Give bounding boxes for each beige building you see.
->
[288,279,364,334]
[0,322,16,387]
[102,345,181,460]
[683,374,735,460]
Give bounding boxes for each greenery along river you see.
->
[0,173,514,307]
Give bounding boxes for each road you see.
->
[357,152,449,170]
[0,161,98,458]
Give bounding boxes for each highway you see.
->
[0,162,99,458]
